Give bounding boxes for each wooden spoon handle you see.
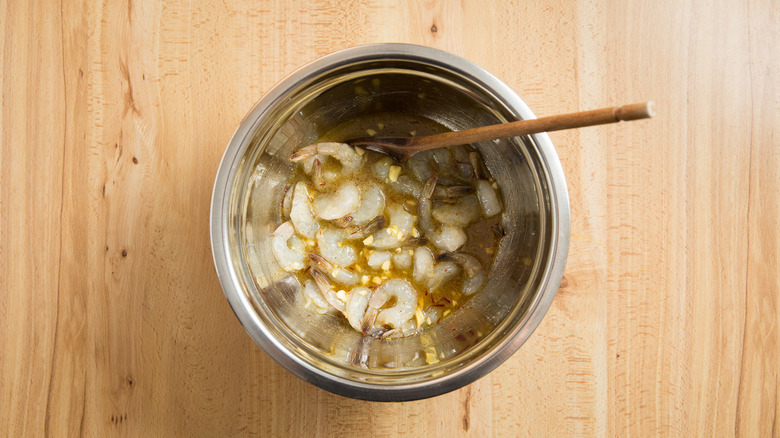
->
[409,102,655,150]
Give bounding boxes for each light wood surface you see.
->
[1,1,777,436]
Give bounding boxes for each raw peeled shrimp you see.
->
[430,148,451,170]
[290,182,319,238]
[347,183,385,225]
[408,152,434,182]
[344,286,372,332]
[412,246,459,291]
[313,182,361,220]
[418,174,437,235]
[301,279,330,314]
[310,268,346,314]
[284,132,504,339]
[413,247,435,283]
[312,157,342,188]
[438,252,486,295]
[429,224,467,252]
[380,319,419,339]
[373,156,393,179]
[424,260,460,291]
[271,221,306,272]
[475,180,502,217]
[419,174,467,252]
[308,253,359,286]
[281,184,293,218]
[290,142,363,174]
[368,204,415,249]
[392,250,412,270]
[367,250,392,269]
[363,279,418,329]
[316,227,358,267]
[389,175,422,198]
[451,145,474,180]
[300,153,326,174]
[432,194,480,227]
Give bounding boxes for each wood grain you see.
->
[1,0,777,436]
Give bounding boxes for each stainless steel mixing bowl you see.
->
[210,44,569,401]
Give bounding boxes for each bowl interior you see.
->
[223,58,555,388]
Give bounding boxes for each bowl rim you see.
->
[210,43,570,401]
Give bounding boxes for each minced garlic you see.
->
[388,165,401,182]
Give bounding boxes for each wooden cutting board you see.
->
[1,1,777,436]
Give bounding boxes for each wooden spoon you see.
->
[333,102,654,161]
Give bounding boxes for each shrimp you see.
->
[373,156,393,179]
[313,182,361,220]
[430,148,451,171]
[316,227,358,267]
[310,268,346,314]
[413,247,435,283]
[368,204,415,249]
[408,152,434,182]
[475,180,502,217]
[418,174,437,234]
[412,246,459,290]
[438,252,486,295]
[367,250,392,269]
[432,194,480,227]
[311,158,325,189]
[417,174,468,251]
[389,175,422,198]
[392,250,412,270]
[344,286,372,332]
[290,142,363,174]
[281,184,293,219]
[424,260,460,291]
[492,222,507,238]
[381,319,418,339]
[299,153,326,174]
[347,335,372,368]
[271,221,306,272]
[348,183,385,225]
[429,224,467,252]
[451,145,474,180]
[312,157,341,188]
[432,184,474,201]
[423,306,444,326]
[343,215,386,241]
[469,151,488,180]
[308,253,359,286]
[402,237,429,248]
[290,182,319,238]
[301,279,330,314]
[363,279,418,329]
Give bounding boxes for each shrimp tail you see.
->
[437,251,481,276]
[311,268,346,314]
[361,215,387,235]
[469,151,488,180]
[290,145,318,161]
[422,173,438,199]
[402,236,429,248]
[308,253,331,271]
[334,215,354,228]
[361,308,379,334]
[312,158,324,188]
